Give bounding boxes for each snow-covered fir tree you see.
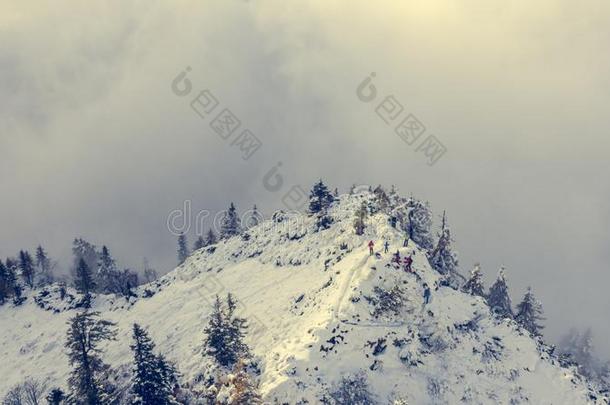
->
[428,212,461,287]
[205,229,218,246]
[388,185,400,206]
[373,185,391,213]
[487,268,513,319]
[72,238,99,274]
[559,328,600,380]
[114,268,139,297]
[74,258,96,305]
[353,202,368,235]
[4,258,21,301]
[401,198,434,251]
[204,296,230,366]
[515,287,545,336]
[244,204,262,229]
[203,294,250,368]
[226,293,249,361]
[35,245,53,286]
[19,250,35,288]
[65,311,117,405]
[227,359,262,405]
[143,258,158,283]
[462,263,485,298]
[559,328,582,362]
[220,203,242,239]
[2,259,20,305]
[5,258,18,275]
[130,323,178,405]
[308,180,334,215]
[0,261,12,305]
[580,328,595,368]
[193,236,206,251]
[177,233,189,265]
[97,245,117,293]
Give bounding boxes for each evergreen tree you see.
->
[193,236,206,251]
[515,287,545,336]
[5,257,19,274]
[74,258,96,305]
[308,180,334,214]
[462,263,485,298]
[353,202,368,235]
[130,323,177,405]
[35,245,54,286]
[0,261,11,304]
[115,268,139,297]
[46,388,66,405]
[244,204,262,230]
[97,246,117,293]
[373,185,391,213]
[203,296,228,365]
[143,258,158,284]
[65,311,117,405]
[72,238,99,274]
[177,233,189,265]
[559,328,581,360]
[228,359,262,405]
[403,198,434,250]
[226,293,249,361]
[4,259,20,304]
[220,203,241,239]
[559,328,599,379]
[428,212,461,287]
[203,294,249,368]
[205,229,217,246]
[36,245,50,271]
[12,283,24,306]
[19,250,36,288]
[487,268,513,319]
[156,359,178,403]
[580,328,595,369]
[388,185,400,207]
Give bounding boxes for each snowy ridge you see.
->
[0,187,607,404]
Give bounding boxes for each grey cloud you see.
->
[1,0,609,355]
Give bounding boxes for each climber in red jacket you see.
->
[368,240,374,255]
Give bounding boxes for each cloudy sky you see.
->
[1,1,609,354]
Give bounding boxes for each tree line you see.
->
[0,239,158,308]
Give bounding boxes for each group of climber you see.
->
[369,240,414,272]
[391,249,414,273]
[367,239,431,305]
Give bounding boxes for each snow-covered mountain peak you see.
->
[1,187,606,404]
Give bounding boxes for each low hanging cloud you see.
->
[1,0,609,354]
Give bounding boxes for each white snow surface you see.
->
[0,188,606,404]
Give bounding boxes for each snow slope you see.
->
[0,187,606,404]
